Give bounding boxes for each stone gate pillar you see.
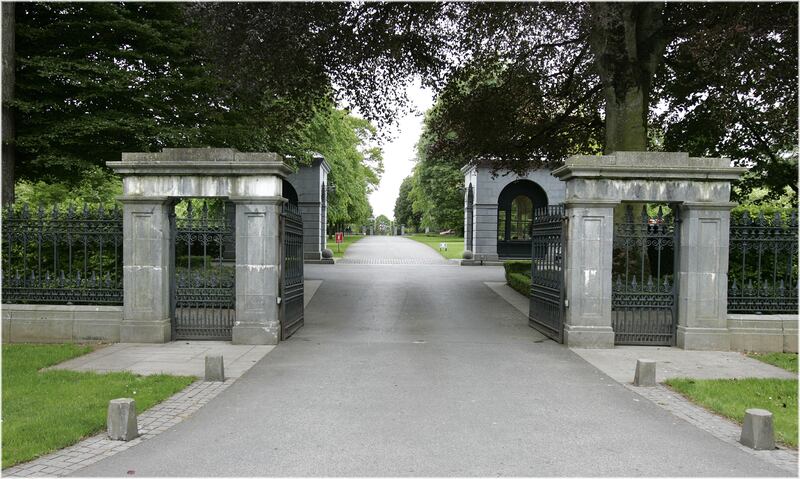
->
[108,148,292,345]
[553,152,745,349]
[285,154,331,262]
[561,200,618,347]
[677,202,736,350]
[230,197,283,344]
[118,197,173,343]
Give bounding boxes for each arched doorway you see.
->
[497,179,548,258]
[282,179,299,205]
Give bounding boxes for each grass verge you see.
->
[330,234,365,258]
[2,344,195,468]
[747,352,798,373]
[665,377,798,447]
[406,234,464,260]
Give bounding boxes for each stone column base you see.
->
[120,320,171,343]
[304,251,322,261]
[676,326,731,351]
[232,322,280,345]
[305,258,335,265]
[564,325,615,348]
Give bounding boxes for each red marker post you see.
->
[335,232,344,253]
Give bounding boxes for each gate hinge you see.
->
[276,297,282,304]
[564,299,569,308]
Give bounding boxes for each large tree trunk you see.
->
[589,3,668,153]
[2,2,15,205]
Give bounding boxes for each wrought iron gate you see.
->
[612,204,679,345]
[528,205,566,343]
[170,200,236,340]
[280,202,304,340]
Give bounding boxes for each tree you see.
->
[300,106,383,231]
[406,112,464,234]
[11,2,329,186]
[425,3,798,199]
[2,2,14,204]
[393,175,420,229]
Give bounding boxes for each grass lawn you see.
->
[330,234,365,258]
[2,344,195,468]
[665,375,798,447]
[747,352,798,373]
[406,234,465,260]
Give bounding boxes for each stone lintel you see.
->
[109,148,292,178]
[228,196,285,205]
[564,200,620,208]
[681,201,738,210]
[116,195,172,204]
[553,151,746,181]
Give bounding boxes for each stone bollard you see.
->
[633,359,656,387]
[740,408,775,450]
[107,398,139,441]
[205,354,225,382]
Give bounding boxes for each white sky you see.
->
[368,81,434,220]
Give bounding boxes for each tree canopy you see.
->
[11,2,334,184]
[393,175,420,230]
[7,2,797,206]
[301,106,382,230]
[422,3,798,201]
[10,2,383,227]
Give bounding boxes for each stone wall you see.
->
[3,304,123,343]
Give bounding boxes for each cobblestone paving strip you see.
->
[2,379,235,478]
[626,383,799,474]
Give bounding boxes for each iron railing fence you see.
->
[728,210,798,314]
[2,202,124,305]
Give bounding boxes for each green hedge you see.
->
[504,260,532,297]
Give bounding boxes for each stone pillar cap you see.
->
[552,151,747,181]
[108,148,293,177]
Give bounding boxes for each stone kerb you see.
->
[108,148,292,345]
[552,151,746,349]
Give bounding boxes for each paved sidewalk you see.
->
[49,342,272,378]
[572,346,797,382]
[49,280,324,378]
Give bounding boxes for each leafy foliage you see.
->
[655,3,798,203]
[405,110,464,233]
[13,2,328,183]
[300,106,382,229]
[414,3,797,194]
[393,175,420,229]
[13,166,121,207]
